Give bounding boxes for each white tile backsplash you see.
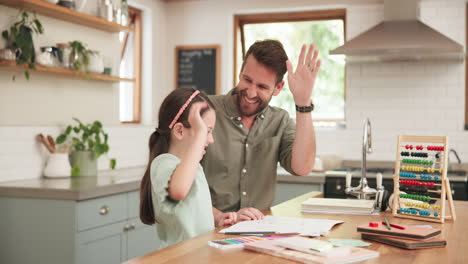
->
[0,126,153,182]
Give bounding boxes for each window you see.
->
[234,10,346,125]
[120,7,142,123]
[465,3,468,130]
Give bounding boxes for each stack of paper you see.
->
[219,216,343,237]
[301,198,376,214]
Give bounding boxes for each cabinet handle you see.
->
[99,206,110,215]
[123,223,136,232]
[336,184,342,191]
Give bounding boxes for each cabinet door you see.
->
[76,221,127,264]
[126,218,161,260]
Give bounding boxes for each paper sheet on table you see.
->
[219,216,343,237]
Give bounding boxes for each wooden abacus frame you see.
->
[392,135,456,223]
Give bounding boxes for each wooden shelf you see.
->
[0,60,135,82]
[0,0,134,33]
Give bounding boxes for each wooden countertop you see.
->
[124,192,468,264]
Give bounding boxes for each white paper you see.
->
[219,216,343,237]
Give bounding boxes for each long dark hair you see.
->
[140,88,214,225]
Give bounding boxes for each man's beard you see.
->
[234,87,271,117]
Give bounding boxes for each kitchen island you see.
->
[124,191,468,264]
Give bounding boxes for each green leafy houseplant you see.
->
[56,118,116,176]
[1,11,44,80]
[69,40,97,71]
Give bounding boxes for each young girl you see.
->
[140,88,237,249]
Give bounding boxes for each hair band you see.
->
[168,90,200,129]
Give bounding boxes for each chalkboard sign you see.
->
[175,45,220,95]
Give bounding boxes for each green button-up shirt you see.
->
[202,90,297,212]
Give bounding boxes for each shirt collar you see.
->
[221,88,268,120]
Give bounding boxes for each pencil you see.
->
[384,218,392,230]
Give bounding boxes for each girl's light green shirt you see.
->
[151,153,214,249]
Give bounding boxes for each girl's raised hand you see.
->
[188,101,208,138]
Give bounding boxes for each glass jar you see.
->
[56,43,72,69]
[120,0,129,26]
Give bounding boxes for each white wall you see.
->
[0,0,466,182]
[164,0,468,162]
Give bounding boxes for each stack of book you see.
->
[357,222,446,249]
[301,198,376,214]
[244,236,379,264]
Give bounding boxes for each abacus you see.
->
[392,135,456,223]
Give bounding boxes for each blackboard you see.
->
[175,45,220,95]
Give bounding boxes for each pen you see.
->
[384,218,392,230]
[224,231,276,235]
[381,221,405,230]
[260,233,300,237]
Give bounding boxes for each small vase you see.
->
[0,48,16,61]
[44,153,72,178]
[69,150,98,176]
[87,53,104,73]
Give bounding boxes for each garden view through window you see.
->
[237,12,345,125]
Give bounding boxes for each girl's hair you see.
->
[140,88,214,225]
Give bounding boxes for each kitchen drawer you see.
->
[77,193,127,231]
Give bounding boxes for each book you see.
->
[276,237,351,258]
[244,239,379,264]
[301,198,376,214]
[361,233,447,249]
[357,223,441,240]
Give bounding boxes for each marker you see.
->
[384,218,392,230]
[224,231,275,235]
[381,221,405,230]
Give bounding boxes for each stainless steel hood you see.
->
[330,0,464,62]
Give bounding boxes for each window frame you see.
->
[121,6,143,124]
[465,3,468,130]
[233,9,347,124]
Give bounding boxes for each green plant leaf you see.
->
[110,159,116,170]
[71,165,80,177]
[56,134,67,144]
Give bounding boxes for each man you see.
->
[202,40,320,221]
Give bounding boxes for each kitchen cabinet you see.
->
[0,190,161,264]
[274,182,322,205]
[0,0,135,82]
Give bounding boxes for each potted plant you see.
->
[1,11,44,80]
[56,118,116,176]
[68,40,99,71]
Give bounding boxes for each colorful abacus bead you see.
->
[434,212,439,217]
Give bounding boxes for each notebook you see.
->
[244,239,379,264]
[361,234,447,249]
[357,223,441,240]
[301,198,376,214]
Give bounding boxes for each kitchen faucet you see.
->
[345,118,381,200]
[448,149,461,171]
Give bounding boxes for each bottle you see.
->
[120,0,129,26]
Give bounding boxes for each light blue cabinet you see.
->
[273,182,323,206]
[0,191,160,264]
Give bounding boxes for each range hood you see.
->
[330,0,464,62]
